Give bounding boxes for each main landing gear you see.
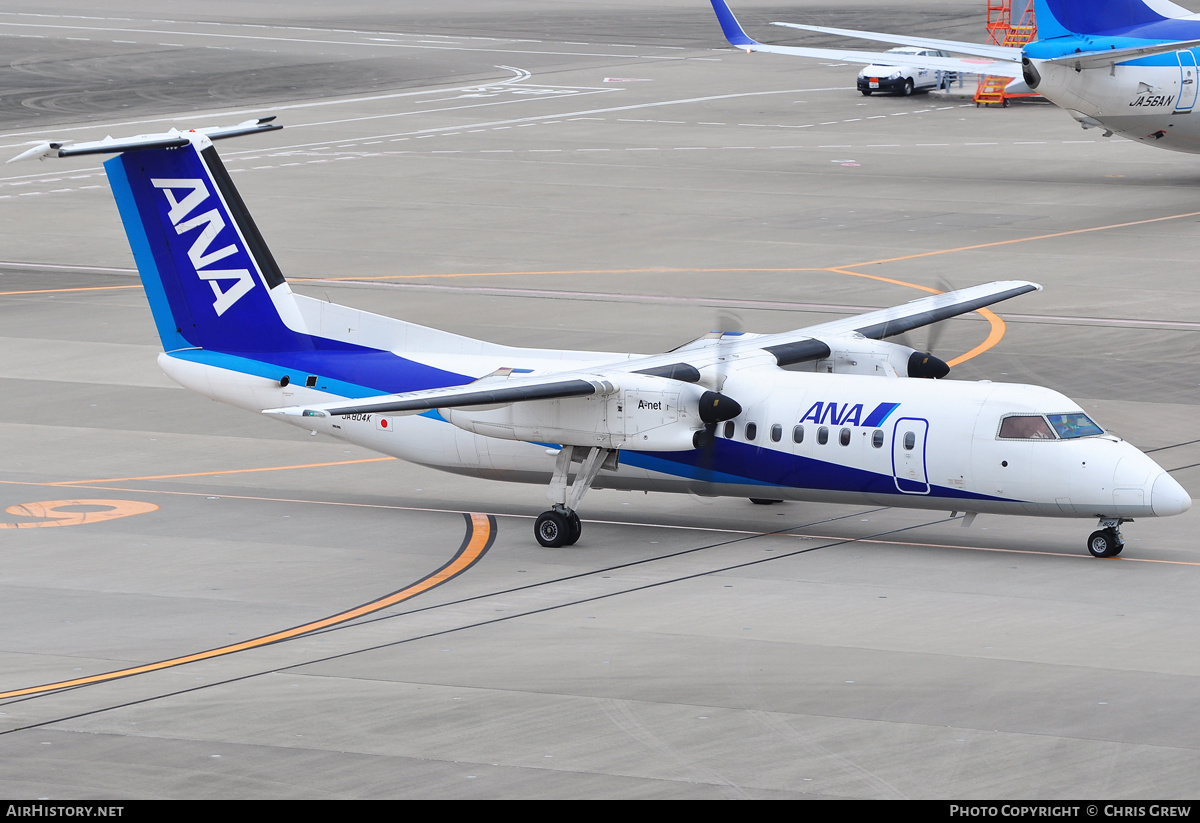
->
[1087,518,1126,558]
[534,445,618,548]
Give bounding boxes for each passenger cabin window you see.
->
[745,423,757,441]
[903,431,916,451]
[839,427,851,446]
[1047,413,1104,439]
[998,415,1055,440]
[817,426,829,445]
[793,425,804,444]
[723,421,734,439]
[770,424,782,443]
[872,429,884,449]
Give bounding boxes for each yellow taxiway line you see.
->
[0,512,493,700]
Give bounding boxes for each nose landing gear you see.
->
[1087,518,1126,558]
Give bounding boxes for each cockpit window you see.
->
[998,414,1055,440]
[1047,413,1104,439]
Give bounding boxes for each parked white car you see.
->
[857,46,955,95]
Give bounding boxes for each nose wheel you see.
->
[1087,519,1126,558]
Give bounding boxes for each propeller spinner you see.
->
[693,390,743,449]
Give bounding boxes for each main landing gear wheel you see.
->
[535,509,582,548]
[1087,528,1124,558]
[535,510,567,547]
[535,445,617,547]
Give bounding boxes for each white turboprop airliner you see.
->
[710,0,1200,155]
[10,121,1190,555]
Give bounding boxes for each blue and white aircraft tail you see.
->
[78,119,539,409]
[14,122,1190,555]
[710,0,1200,153]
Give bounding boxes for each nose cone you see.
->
[1152,472,1192,517]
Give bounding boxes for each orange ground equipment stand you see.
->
[975,0,1039,106]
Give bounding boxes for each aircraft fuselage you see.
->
[159,351,1189,522]
[1026,47,1200,152]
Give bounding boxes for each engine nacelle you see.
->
[792,335,948,379]
[444,373,729,450]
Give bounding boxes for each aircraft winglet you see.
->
[709,0,757,49]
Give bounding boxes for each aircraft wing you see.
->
[263,374,617,418]
[769,22,1019,62]
[710,0,1023,78]
[6,117,280,163]
[264,281,1040,419]
[746,281,1042,366]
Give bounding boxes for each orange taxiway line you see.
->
[0,512,494,701]
[845,209,1200,268]
[12,209,1200,291]
[42,457,396,486]
[0,285,140,296]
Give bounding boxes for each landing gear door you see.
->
[1178,50,1198,112]
[892,417,931,495]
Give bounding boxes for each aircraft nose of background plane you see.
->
[1152,472,1192,517]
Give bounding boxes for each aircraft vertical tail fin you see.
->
[99,129,315,354]
[1035,0,1196,39]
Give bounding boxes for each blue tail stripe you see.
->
[105,156,193,352]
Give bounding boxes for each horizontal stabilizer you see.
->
[6,117,280,163]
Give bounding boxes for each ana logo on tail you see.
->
[151,177,255,316]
